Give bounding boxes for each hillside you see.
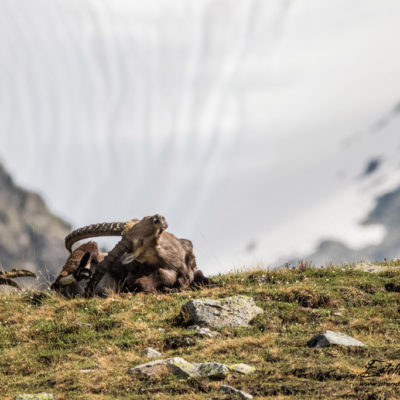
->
[1,262,400,399]
[0,162,71,285]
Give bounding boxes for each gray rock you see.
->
[130,357,232,380]
[307,330,365,348]
[129,359,171,377]
[142,347,162,358]
[195,362,229,379]
[229,363,255,374]
[181,296,263,328]
[15,394,54,400]
[166,357,200,378]
[220,385,253,399]
[129,357,199,378]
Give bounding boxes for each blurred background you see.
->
[1,0,400,283]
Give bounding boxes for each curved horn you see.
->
[65,222,128,252]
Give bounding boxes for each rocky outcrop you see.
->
[181,296,263,328]
[0,162,70,286]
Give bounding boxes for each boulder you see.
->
[307,330,365,348]
[181,296,263,328]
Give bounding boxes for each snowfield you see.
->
[1,0,400,273]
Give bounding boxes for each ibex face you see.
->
[123,214,168,241]
[121,214,168,264]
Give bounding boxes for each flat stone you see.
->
[181,296,263,328]
[307,330,365,348]
[142,347,162,358]
[229,363,255,374]
[220,385,253,399]
[129,357,199,378]
[129,359,170,377]
[166,357,200,378]
[195,362,229,379]
[15,394,54,400]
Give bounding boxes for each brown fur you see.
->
[124,232,212,293]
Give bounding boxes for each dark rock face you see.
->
[0,162,70,286]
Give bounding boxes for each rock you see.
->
[307,330,365,348]
[187,325,220,338]
[129,357,199,378]
[15,394,54,400]
[220,385,253,399]
[195,362,229,379]
[181,296,263,328]
[79,369,93,373]
[166,357,200,378]
[142,347,162,358]
[129,359,171,377]
[229,363,255,375]
[130,357,231,380]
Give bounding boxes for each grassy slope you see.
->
[1,262,400,400]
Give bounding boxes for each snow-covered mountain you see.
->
[1,0,400,274]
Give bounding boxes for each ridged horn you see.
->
[65,222,127,252]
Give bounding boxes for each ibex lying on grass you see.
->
[51,214,211,297]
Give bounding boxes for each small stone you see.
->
[307,330,365,348]
[15,394,54,400]
[79,369,93,373]
[333,312,342,316]
[220,385,253,399]
[229,363,255,374]
[195,362,229,379]
[142,347,162,358]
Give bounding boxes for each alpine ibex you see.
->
[52,214,211,297]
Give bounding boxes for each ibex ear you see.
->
[78,252,91,269]
[74,252,93,281]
